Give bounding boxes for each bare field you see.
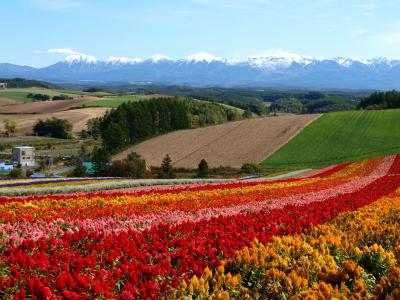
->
[0,98,99,114]
[0,107,109,134]
[0,97,19,106]
[114,114,320,168]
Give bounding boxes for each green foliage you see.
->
[274,98,304,114]
[103,85,268,115]
[197,159,209,178]
[0,78,56,89]
[301,97,357,113]
[80,95,143,107]
[263,109,400,169]
[185,100,242,126]
[359,90,400,110]
[8,167,24,178]
[83,87,105,93]
[3,119,17,137]
[33,117,73,139]
[160,154,175,179]
[110,153,147,178]
[91,146,111,176]
[100,98,190,152]
[359,252,391,281]
[241,163,261,174]
[72,163,87,177]
[52,94,72,100]
[27,93,50,101]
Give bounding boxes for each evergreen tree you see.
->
[92,147,111,176]
[160,154,175,179]
[197,159,209,178]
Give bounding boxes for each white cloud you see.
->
[350,2,376,16]
[48,48,79,55]
[30,0,83,11]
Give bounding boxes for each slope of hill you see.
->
[113,115,320,168]
[262,109,400,169]
[0,107,109,134]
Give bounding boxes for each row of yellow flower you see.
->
[173,187,400,299]
[3,159,375,214]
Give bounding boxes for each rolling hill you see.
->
[262,109,400,169]
[113,114,320,168]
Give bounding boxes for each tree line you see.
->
[99,97,243,153]
[358,90,400,110]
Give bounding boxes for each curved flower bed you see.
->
[0,155,399,299]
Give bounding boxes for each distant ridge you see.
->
[2,52,400,89]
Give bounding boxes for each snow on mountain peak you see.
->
[64,53,98,64]
[240,51,317,69]
[184,51,222,63]
[150,54,172,62]
[108,56,142,64]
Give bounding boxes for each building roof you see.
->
[13,146,34,149]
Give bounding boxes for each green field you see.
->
[80,95,145,107]
[0,88,112,102]
[262,109,400,169]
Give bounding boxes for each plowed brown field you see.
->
[0,98,98,114]
[0,98,19,106]
[0,107,109,134]
[113,114,320,168]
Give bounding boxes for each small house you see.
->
[0,83,7,90]
[12,146,35,167]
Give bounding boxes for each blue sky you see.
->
[2,0,400,66]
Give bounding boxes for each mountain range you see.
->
[1,52,400,89]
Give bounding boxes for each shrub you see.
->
[241,163,261,174]
[33,117,73,139]
[110,153,147,178]
[72,164,87,177]
[197,159,209,178]
[8,167,24,178]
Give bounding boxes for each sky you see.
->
[2,0,400,67]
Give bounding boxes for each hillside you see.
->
[0,107,108,134]
[262,109,400,169]
[113,114,319,168]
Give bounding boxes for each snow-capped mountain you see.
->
[2,52,400,89]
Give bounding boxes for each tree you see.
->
[3,119,17,137]
[241,163,261,174]
[33,117,73,139]
[86,118,101,139]
[197,159,209,178]
[243,108,253,119]
[110,157,146,178]
[9,167,24,178]
[91,147,111,176]
[72,163,87,177]
[160,154,175,179]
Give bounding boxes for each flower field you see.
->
[1,155,400,299]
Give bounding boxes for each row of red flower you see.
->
[1,156,399,299]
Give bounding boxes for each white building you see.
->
[0,83,7,90]
[12,146,35,167]
[0,160,13,173]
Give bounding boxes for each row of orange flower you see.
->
[0,155,399,298]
